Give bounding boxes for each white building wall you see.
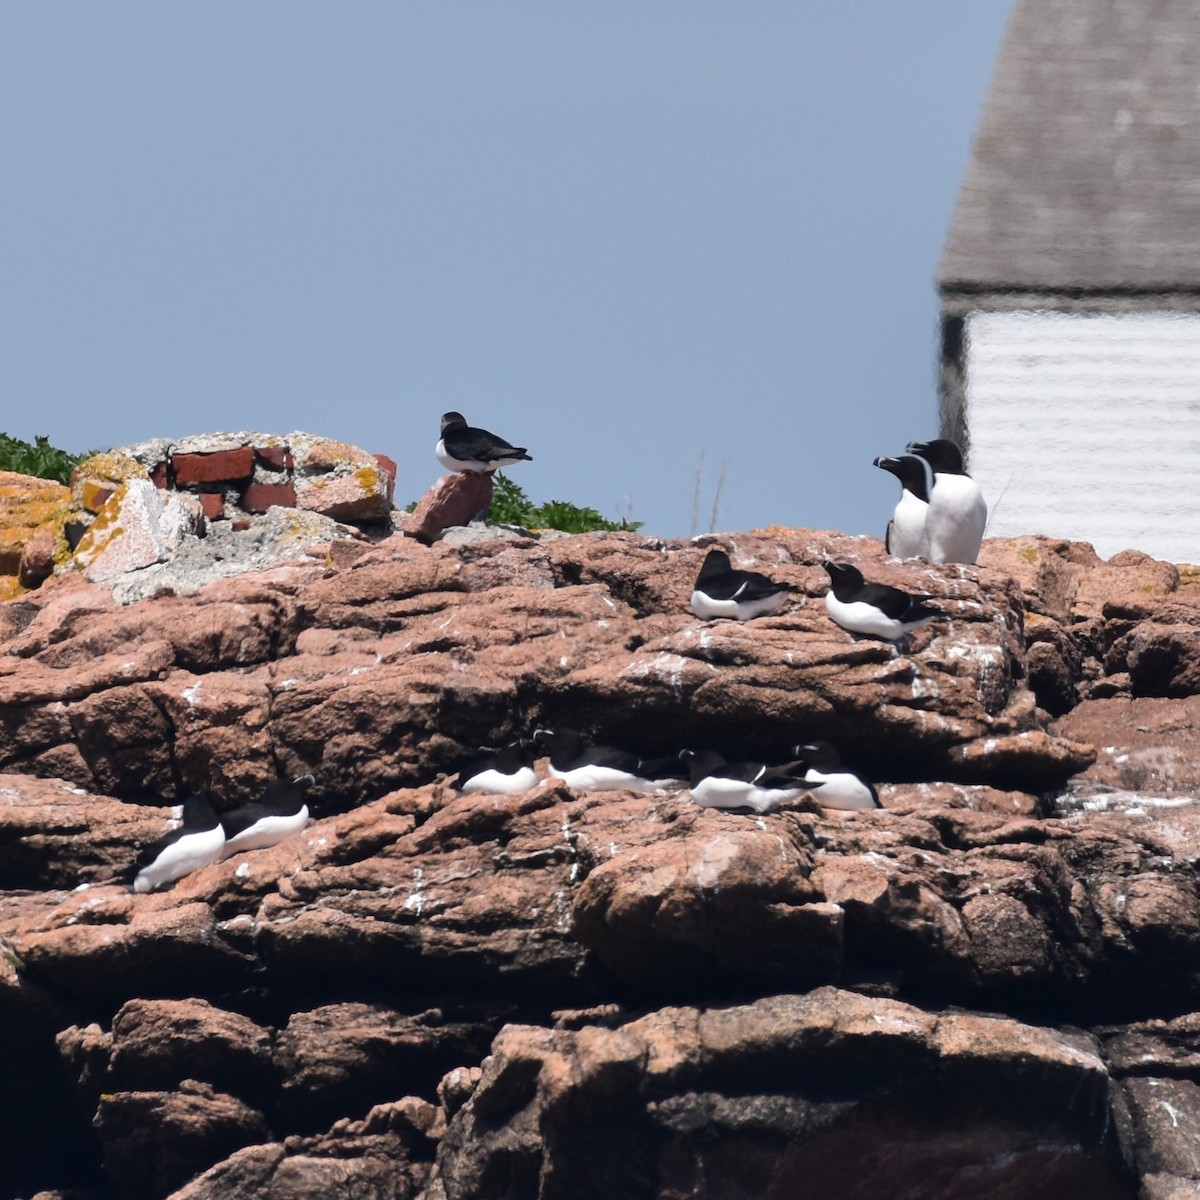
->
[965,310,1200,563]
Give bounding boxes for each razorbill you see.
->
[906,438,987,565]
[873,455,930,559]
[451,739,538,795]
[822,561,938,641]
[533,727,682,792]
[132,793,225,893]
[436,411,532,474]
[690,549,791,621]
[790,742,879,811]
[220,774,315,858]
[679,749,818,814]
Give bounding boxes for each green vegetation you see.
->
[488,473,641,533]
[0,434,91,485]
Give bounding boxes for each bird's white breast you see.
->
[460,766,538,795]
[134,825,226,892]
[926,474,987,564]
[548,764,656,792]
[222,807,310,857]
[824,592,906,640]
[888,492,929,559]
[804,769,875,811]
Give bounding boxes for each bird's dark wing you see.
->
[710,760,769,784]
[757,760,819,787]
[731,570,788,602]
[220,803,273,840]
[701,568,786,602]
[446,427,528,462]
[884,520,895,555]
[574,745,645,773]
[636,753,689,782]
[856,581,929,621]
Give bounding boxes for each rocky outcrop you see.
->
[3,526,1200,1197]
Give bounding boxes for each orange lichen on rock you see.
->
[0,470,72,594]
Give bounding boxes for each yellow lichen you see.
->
[72,483,130,561]
[354,466,380,493]
[1019,548,1039,563]
[71,452,148,505]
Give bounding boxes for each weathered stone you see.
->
[404,473,495,543]
[0,470,71,584]
[434,988,1125,1200]
[74,480,171,583]
[94,1080,268,1199]
[18,522,57,588]
[294,468,391,523]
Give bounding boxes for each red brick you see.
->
[197,492,225,521]
[373,453,398,501]
[171,448,254,485]
[231,518,252,532]
[254,445,293,472]
[150,460,170,489]
[242,481,297,513]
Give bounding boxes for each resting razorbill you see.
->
[679,749,818,814]
[690,549,790,621]
[533,727,682,792]
[873,454,930,559]
[822,561,937,642]
[906,438,987,565]
[436,411,532,474]
[452,739,538,795]
[220,774,315,858]
[790,742,879,810]
[132,793,225,893]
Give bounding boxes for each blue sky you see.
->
[1,3,1011,539]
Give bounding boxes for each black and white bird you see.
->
[874,455,930,559]
[679,749,818,814]
[790,742,879,811]
[451,739,538,795]
[906,438,987,565]
[220,774,315,858]
[822,561,938,642]
[436,411,532,474]
[690,549,791,621]
[533,727,684,792]
[131,792,226,893]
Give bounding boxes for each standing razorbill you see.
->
[132,793,225,893]
[822,561,938,642]
[679,749,818,814]
[690,549,791,621]
[533,727,683,792]
[790,742,879,811]
[451,739,538,795]
[906,438,987,565]
[873,455,930,559]
[220,774,315,858]
[436,411,532,474]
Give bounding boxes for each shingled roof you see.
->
[939,0,1200,292]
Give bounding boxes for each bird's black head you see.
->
[790,741,842,770]
[822,560,863,587]
[873,455,930,501]
[533,727,581,751]
[496,739,535,768]
[695,548,732,582]
[906,438,965,475]
[678,747,724,783]
[440,411,468,434]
